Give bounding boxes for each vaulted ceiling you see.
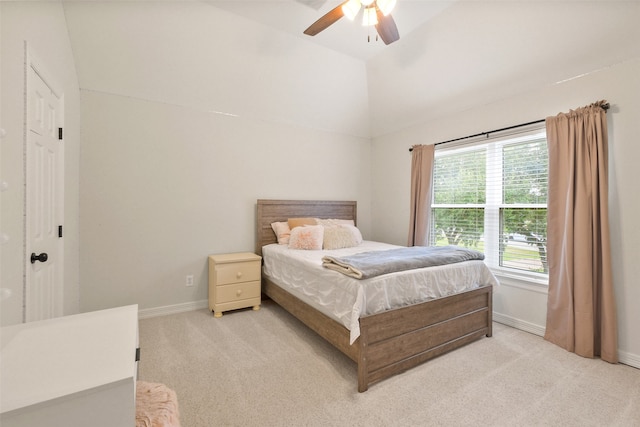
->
[208,1,640,135]
[209,0,456,61]
[63,1,640,137]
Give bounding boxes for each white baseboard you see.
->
[618,349,640,369]
[493,311,640,369]
[138,299,208,319]
[493,311,546,336]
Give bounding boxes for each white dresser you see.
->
[0,305,139,427]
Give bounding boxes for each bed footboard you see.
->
[357,285,492,392]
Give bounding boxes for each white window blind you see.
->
[430,129,548,277]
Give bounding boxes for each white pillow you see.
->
[323,225,363,250]
[316,218,355,227]
[288,225,324,250]
[341,224,363,244]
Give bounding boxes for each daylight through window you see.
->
[430,129,548,278]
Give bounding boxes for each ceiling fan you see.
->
[303,0,400,45]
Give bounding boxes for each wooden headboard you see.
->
[255,199,357,256]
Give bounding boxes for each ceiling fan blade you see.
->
[303,1,347,36]
[375,9,400,45]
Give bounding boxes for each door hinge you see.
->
[58,225,63,238]
[135,348,141,362]
[58,127,63,140]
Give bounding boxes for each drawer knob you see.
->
[236,272,243,279]
[236,289,243,297]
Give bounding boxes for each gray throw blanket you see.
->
[322,245,485,279]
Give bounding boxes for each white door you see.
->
[25,56,64,322]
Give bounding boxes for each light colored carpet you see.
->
[138,300,640,426]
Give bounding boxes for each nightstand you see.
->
[208,252,261,318]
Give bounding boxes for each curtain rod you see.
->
[408,103,610,152]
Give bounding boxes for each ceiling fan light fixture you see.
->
[342,0,362,21]
[376,0,396,16]
[362,6,378,26]
[303,0,399,45]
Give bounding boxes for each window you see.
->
[430,130,548,279]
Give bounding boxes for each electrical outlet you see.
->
[185,274,194,287]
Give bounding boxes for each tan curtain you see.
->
[408,144,435,246]
[544,100,618,363]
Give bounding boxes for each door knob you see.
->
[30,252,48,264]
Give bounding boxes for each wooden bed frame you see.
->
[256,199,493,392]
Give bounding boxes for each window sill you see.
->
[491,268,549,294]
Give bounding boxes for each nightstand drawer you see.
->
[214,261,261,285]
[215,280,261,304]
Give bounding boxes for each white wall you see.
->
[63,2,373,313]
[0,2,81,326]
[370,59,640,366]
[64,1,371,139]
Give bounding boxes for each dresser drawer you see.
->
[214,280,261,304]
[214,260,261,285]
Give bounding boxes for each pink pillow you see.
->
[288,225,324,250]
[271,221,291,245]
[288,217,317,229]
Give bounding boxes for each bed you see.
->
[256,199,495,392]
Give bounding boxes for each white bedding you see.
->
[262,241,500,344]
